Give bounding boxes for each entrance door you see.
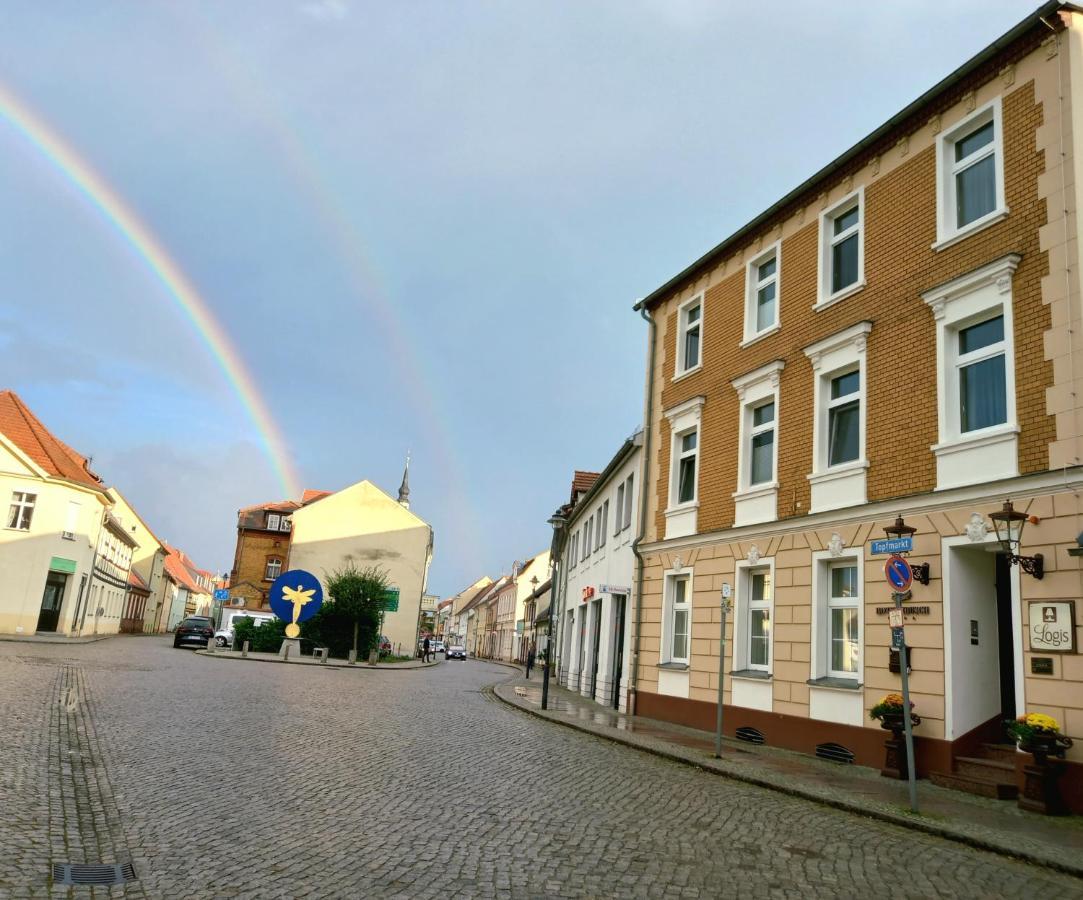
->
[590,599,602,700]
[37,572,68,633]
[612,595,626,710]
[994,552,1016,721]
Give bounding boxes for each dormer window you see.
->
[280,517,292,532]
[267,513,281,530]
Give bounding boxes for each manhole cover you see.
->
[52,863,136,886]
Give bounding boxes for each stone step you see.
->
[954,755,1015,782]
[980,742,1018,764]
[929,770,1018,800]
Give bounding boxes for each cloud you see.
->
[298,0,348,22]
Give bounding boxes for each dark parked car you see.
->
[173,616,215,649]
[446,645,466,660]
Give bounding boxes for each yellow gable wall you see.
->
[288,480,433,654]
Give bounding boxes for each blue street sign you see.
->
[871,537,913,555]
[213,589,230,601]
[884,555,913,592]
[269,570,324,638]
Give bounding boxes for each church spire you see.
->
[397,452,411,509]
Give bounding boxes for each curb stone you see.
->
[490,681,1083,880]
[194,649,441,670]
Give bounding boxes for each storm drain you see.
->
[815,742,855,764]
[52,863,136,887]
[735,726,766,745]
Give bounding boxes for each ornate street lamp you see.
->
[989,499,1044,579]
[542,510,568,710]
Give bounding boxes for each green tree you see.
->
[325,564,390,659]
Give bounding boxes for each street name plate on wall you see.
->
[1027,601,1076,653]
[870,537,913,555]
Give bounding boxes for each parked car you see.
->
[173,616,215,649]
[432,640,445,653]
[214,611,276,647]
[446,645,466,660]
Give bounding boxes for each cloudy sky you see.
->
[1,1,1028,595]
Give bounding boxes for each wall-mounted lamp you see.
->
[883,515,930,586]
[989,499,1043,579]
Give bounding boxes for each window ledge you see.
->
[931,424,1019,457]
[931,207,1009,252]
[672,364,703,384]
[807,676,862,691]
[658,661,690,671]
[731,481,778,502]
[730,669,772,681]
[814,280,866,312]
[664,501,700,517]
[807,459,869,485]
[740,324,781,349]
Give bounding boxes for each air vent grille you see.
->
[815,742,855,764]
[52,863,136,886]
[735,726,766,744]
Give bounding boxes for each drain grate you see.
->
[735,726,766,745]
[52,863,136,886]
[815,742,855,764]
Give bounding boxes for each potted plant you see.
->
[1005,712,1074,815]
[870,694,920,780]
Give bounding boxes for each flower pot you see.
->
[878,712,921,779]
[1016,734,1074,815]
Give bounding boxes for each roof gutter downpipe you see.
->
[629,305,656,716]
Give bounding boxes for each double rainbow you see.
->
[0,81,301,499]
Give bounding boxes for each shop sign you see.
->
[599,584,630,595]
[874,605,930,615]
[1031,657,1054,675]
[582,586,596,601]
[1028,602,1076,652]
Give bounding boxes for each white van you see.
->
[215,610,276,647]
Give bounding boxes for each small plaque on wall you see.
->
[1031,657,1055,675]
[1027,602,1076,653]
[888,648,913,674]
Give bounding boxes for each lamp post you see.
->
[543,511,567,710]
[989,499,1044,579]
[529,575,539,668]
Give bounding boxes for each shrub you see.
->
[232,616,286,653]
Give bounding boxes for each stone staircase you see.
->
[930,743,1019,800]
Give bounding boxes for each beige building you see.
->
[511,551,551,661]
[631,6,1083,811]
[288,477,434,655]
[0,391,115,636]
[106,487,169,633]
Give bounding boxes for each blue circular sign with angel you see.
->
[269,569,324,638]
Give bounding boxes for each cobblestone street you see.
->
[2,638,1082,899]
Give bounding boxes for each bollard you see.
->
[282,643,291,661]
[347,649,356,665]
[206,638,215,653]
[242,640,250,658]
[368,649,378,666]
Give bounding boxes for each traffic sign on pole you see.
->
[884,554,913,592]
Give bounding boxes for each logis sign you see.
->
[1028,601,1077,653]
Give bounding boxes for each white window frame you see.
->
[265,557,282,581]
[584,516,593,558]
[743,242,781,344]
[662,396,704,540]
[934,97,1007,250]
[7,491,36,531]
[598,500,608,548]
[569,533,578,569]
[672,429,699,505]
[803,321,871,513]
[923,254,1020,490]
[810,548,864,684]
[622,474,634,530]
[614,484,624,536]
[817,187,865,309]
[661,567,693,666]
[281,517,292,532]
[267,513,281,531]
[733,558,775,674]
[674,293,704,379]
[731,361,783,526]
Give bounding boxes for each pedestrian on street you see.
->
[526,644,536,679]
[423,636,431,663]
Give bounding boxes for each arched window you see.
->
[265,557,282,581]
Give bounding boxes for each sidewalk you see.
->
[494,675,1083,878]
[0,632,113,644]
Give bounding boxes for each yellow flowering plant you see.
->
[1006,712,1073,758]
[869,693,915,721]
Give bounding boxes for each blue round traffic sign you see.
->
[269,569,324,637]
[884,555,913,592]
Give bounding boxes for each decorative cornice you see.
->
[921,253,1022,312]
[663,395,705,423]
[803,321,873,371]
[731,360,785,400]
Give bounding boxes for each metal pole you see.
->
[714,589,731,758]
[895,591,919,813]
[542,561,558,710]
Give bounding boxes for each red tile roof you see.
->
[571,470,599,501]
[238,499,300,514]
[128,569,149,591]
[0,391,104,490]
[301,489,332,504]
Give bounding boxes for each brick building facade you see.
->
[228,501,298,611]
[631,5,1083,811]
